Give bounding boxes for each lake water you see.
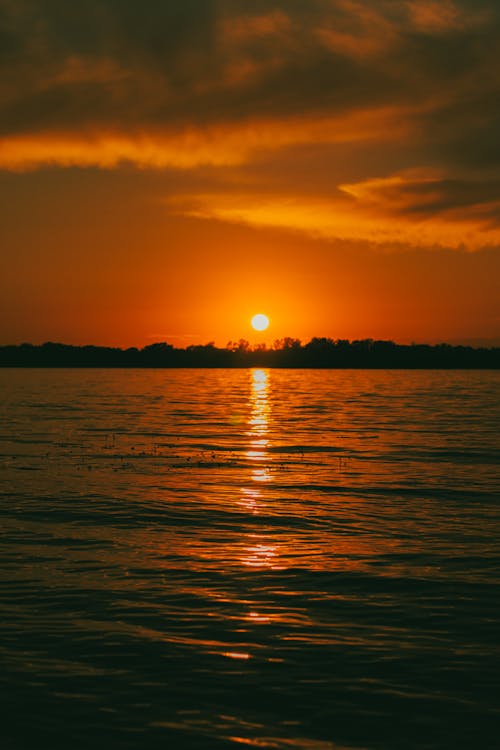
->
[0,368,499,750]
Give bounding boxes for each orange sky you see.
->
[1,0,499,347]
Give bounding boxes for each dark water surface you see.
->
[1,369,499,749]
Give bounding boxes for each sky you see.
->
[1,0,499,348]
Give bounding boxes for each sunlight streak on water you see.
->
[246,369,271,464]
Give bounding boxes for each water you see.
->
[0,368,499,750]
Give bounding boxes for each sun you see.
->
[251,313,270,332]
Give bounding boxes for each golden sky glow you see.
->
[0,0,499,347]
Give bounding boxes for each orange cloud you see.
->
[317,0,398,58]
[406,0,468,33]
[220,11,292,41]
[0,106,411,171]
[339,169,445,208]
[173,171,500,251]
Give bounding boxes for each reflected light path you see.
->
[245,368,271,462]
[237,371,284,644]
[239,369,279,572]
[238,369,272,515]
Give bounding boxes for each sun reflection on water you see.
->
[239,369,280,570]
[240,369,272,506]
[240,536,281,569]
[239,369,272,514]
[246,369,270,449]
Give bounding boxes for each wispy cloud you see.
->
[0,105,412,170]
[173,190,500,250]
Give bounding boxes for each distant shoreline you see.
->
[1,339,499,369]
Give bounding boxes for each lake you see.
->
[1,368,499,749]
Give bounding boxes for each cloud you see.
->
[0,0,499,250]
[3,0,495,138]
[406,0,474,33]
[178,191,500,250]
[0,105,411,170]
[170,164,500,250]
[219,10,292,41]
[340,170,500,215]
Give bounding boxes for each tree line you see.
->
[0,338,499,368]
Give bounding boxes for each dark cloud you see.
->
[1,0,497,133]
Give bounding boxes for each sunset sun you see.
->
[251,313,270,332]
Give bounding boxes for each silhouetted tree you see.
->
[0,339,498,368]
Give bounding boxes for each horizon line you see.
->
[2,337,500,351]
